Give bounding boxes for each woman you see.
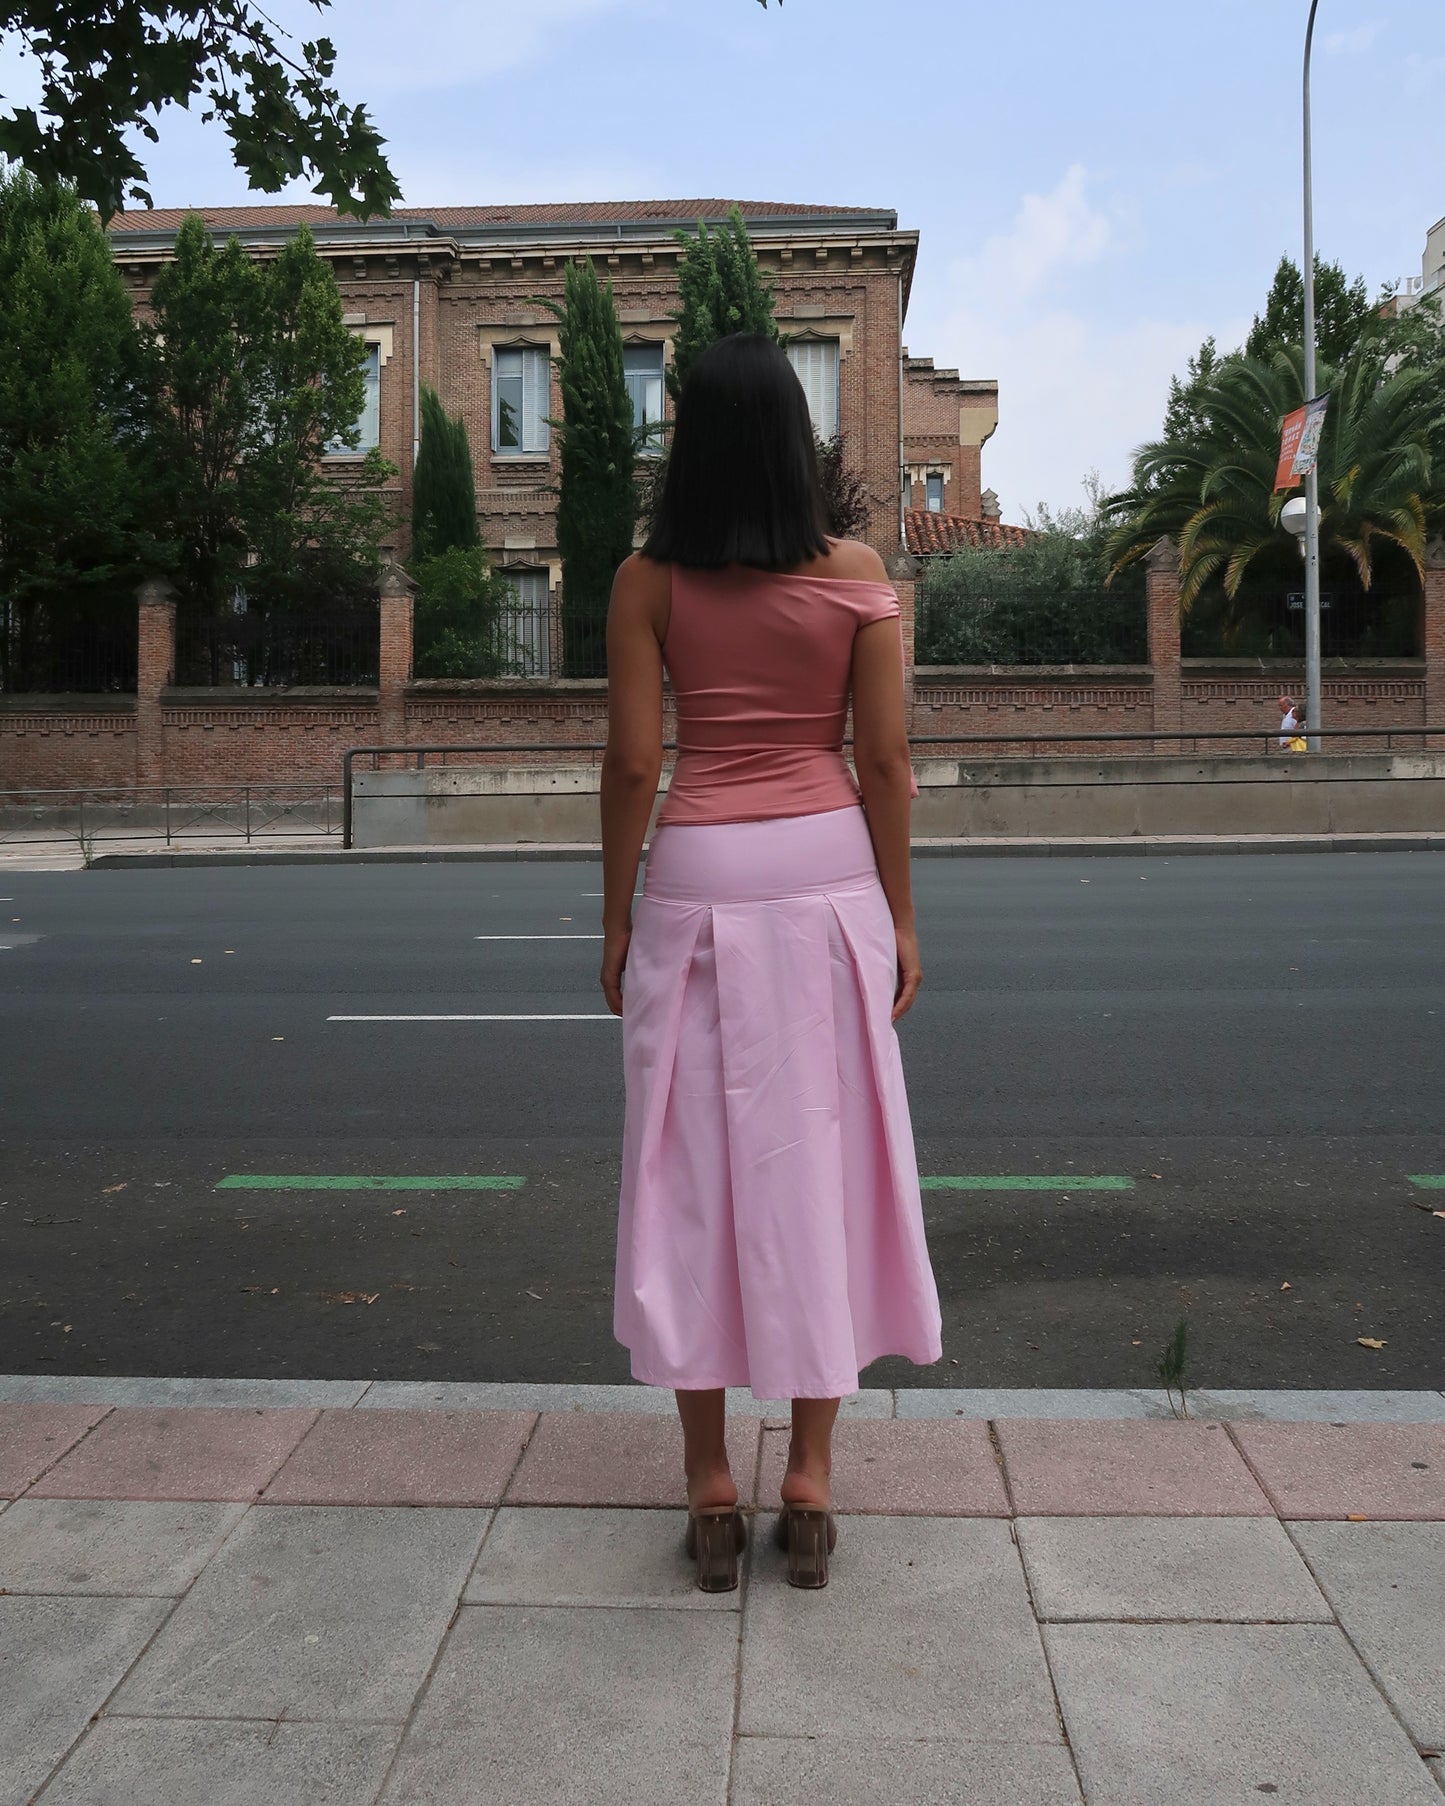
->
[599,333,942,1592]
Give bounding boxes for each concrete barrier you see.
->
[349,753,1445,848]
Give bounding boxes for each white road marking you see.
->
[473,935,603,941]
[328,1014,617,1022]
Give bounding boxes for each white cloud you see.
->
[912,167,1236,519]
[1324,22,1380,55]
[954,164,1111,301]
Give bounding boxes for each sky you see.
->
[4,0,1443,521]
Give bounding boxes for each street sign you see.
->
[1286,592,1332,610]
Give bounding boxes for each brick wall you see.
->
[901,355,998,522]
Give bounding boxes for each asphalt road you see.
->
[2,853,1443,1389]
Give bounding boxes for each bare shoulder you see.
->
[610,552,671,632]
[820,538,889,583]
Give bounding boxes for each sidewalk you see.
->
[0,827,1432,870]
[3,1382,1443,1804]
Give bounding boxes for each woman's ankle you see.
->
[685,1460,739,1513]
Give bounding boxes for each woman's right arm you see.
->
[852,614,921,1022]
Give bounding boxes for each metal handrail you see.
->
[0,783,341,850]
[340,726,1444,848]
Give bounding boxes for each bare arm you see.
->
[851,608,920,1022]
[598,555,667,1014]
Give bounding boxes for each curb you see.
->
[87,832,1445,869]
[3,1377,1444,1422]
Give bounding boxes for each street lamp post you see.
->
[1301,0,1322,750]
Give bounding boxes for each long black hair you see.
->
[642,332,830,570]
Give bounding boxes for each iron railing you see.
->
[174,610,379,687]
[0,603,138,694]
[0,785,342,853]
[341,725,1444,847]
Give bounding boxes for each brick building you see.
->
[109,199,1003,640]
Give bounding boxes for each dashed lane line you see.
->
[327,1013,618,1022]
[920,1175,1134,1191]
[216,1174,526,1191]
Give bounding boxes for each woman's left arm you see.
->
[598,554,667,1015]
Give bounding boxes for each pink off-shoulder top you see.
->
[655,564,905,829]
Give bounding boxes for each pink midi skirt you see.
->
[614,805,943,1398]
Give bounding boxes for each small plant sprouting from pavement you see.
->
[1156,1316,1190,1418]
[76,826,96,868]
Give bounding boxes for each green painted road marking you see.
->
[920,1175,1134,1191]
[216,1175,526,1192]
[1407,1175,1445,1189]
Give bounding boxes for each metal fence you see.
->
[915,578,1148,667]
[413,584,609,681]
[0,785,342,853]
[174,609,379,687]
[340,727,1443,846]
[0,602,138,694]
[1181,585,1421,659]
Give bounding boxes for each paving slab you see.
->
[0,1498,246,1595]
[358,1380,678,1414]
[0,1402,109,1496]
[1045,1621,1441,1805]
[505,1411,760,1507]
[260,1408,535,1506]
[1201,1390,1445,1423]
[729,1737,1084,1805]
[739,1517,1060,1744]
[756,1418,1009,1516]
[0,1375,369,1408]
[1017,1516,1331,1622]
[1232,1422,1445,1519]
[39,1719,398,1806]
[464,1505,736,1609]
[110,1504,486,1721]
[377,1604,736,1805]
[895,1388,1172,1420]
[997,1419,1273,1516]
[0,1595,171,1806]
[358,1380,892,1417]
[1291,1521,1445,1746]
[30,1406,319,1502]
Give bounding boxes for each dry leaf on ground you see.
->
[1356,1337,1387,1349]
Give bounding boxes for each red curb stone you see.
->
[260,1408,537,1506]
[1230,1422,1445,1521]
[0,1404,110,1497]
[757,1419,1009,1516]
[28,1407,319,1502]
[997,1419,1273,1517]
[505,1412,761,1508]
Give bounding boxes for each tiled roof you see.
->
[905,510,1033,556]
[108,199,885,234]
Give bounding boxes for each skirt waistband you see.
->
[643,806,879,906]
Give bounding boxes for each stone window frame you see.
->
[479,325,556,464]
[324,322,394,460]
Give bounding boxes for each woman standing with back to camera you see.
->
[599,332,942,1592]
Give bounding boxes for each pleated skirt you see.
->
[614,805,943,1399]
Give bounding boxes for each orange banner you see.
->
[1274,405,1307,491]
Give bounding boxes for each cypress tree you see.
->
[668,206,777,399]
[550,259,635,677]
[411,386,480,561]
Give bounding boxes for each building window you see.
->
[925,471,944,513]
[624,344,665,455]
[786,338,839,442]
[493,347,550,456]
[326,341,380,456]
[500,568,551,676]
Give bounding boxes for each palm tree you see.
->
[1107,337,1445,610]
